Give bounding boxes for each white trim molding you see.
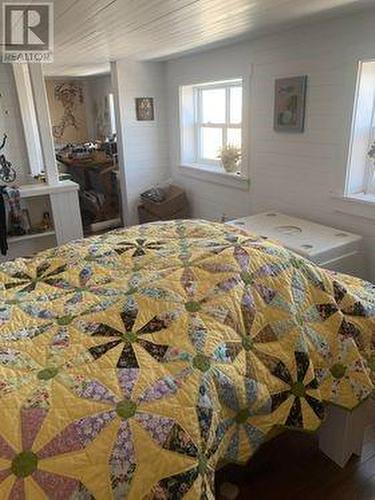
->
[110,61,130,226]
[179,77,247,176]
[28,64,60,185]
[345,60,375,196]
[12,64,44,177]
[179,163,250,190]
[332,192,375,220]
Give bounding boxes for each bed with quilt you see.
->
[0,219,373,499]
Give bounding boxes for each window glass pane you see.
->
[230,86,242,124]
[201,88,226,123]
[227,128,242,148]
[201,127,222,160]
[369,165,375,193]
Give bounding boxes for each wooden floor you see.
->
[216,425,375,500]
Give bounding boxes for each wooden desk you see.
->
[59,156,119,225]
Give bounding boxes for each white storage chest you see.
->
[228,212,366,278]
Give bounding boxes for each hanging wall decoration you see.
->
[0,134,16,183]
[274,76,307,132]
[47,80,88,143]
[135,97,155,121]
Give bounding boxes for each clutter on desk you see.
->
[57,138,120,232]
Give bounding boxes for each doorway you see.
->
[45,73,122,236]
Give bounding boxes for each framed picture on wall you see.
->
[274,76,307,132]
[135,97,155,121]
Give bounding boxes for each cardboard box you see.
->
[138,204,190,224]
[142,185,188,218]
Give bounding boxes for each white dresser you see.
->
[228,212,367,278]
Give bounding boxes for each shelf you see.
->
[18,180,79,198]
[8,230,56,244]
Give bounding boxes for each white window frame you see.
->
[345,60,375,200]
[364,100,375,194]
[12,64,44,177]
[334,60,375,220]
[194,80,242,166]
[108,92,117,136]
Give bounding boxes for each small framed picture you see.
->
[135,97,154,121]
[274,76,307,132]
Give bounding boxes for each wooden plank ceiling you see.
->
[8,0,375,75]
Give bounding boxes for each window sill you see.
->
[332,192,375,220]
[179,163,250,191]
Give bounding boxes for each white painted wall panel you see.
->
[115,59,170,225]
[166,11,375,281]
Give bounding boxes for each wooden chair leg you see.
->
[318,399,374,468]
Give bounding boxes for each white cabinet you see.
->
[3,63,84,262]
[1,180,83,262]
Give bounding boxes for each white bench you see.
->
[228,212,366,278]
[319,398,374,467]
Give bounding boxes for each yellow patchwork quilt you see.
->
[0,219,373,499]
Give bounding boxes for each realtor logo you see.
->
[2,3,53,63]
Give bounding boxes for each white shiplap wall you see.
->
[166,11,375,282]
[115,59,170,225]
[0,64,30,184]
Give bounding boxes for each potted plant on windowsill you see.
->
[218,144,241,174]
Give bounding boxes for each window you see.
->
[365,102,375,193]
[180,79,243,171]
[108,92,117,136]
[346,60,375,198]
[12,64,44,177]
